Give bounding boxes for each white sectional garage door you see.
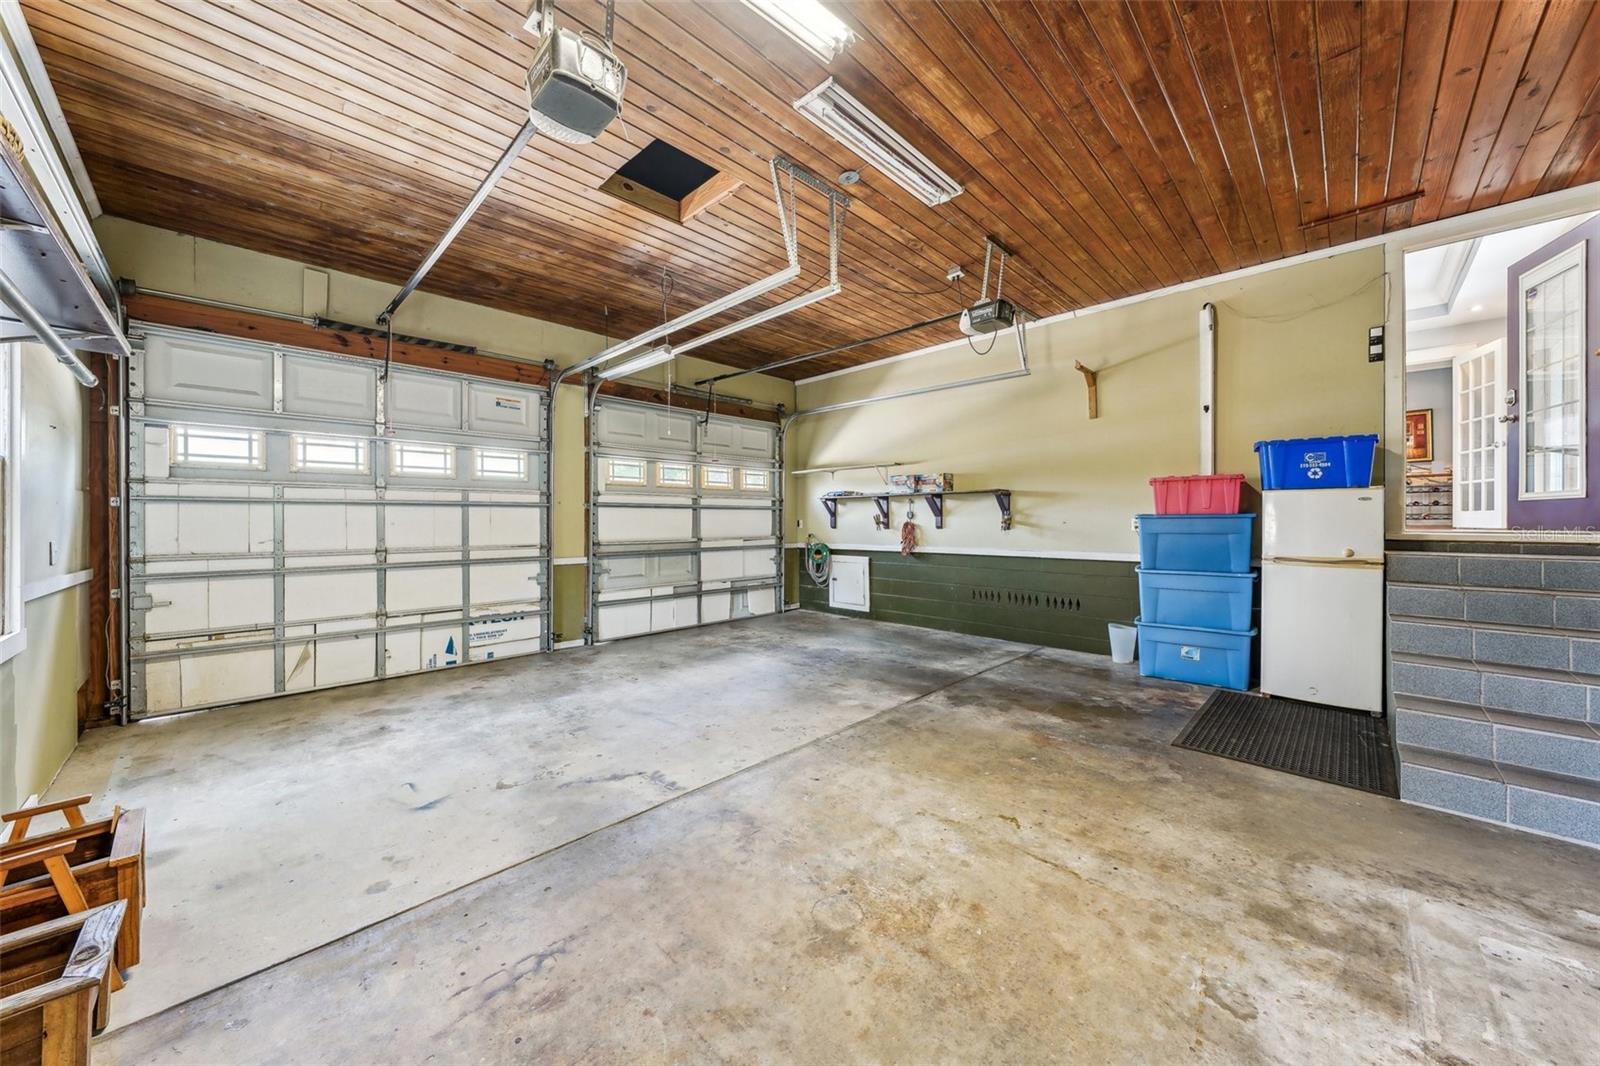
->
[126,326,549,718]
[590,398,779,641]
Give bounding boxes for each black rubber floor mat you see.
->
[1173,690,1398,797]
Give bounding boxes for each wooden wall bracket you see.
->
[1074,361,1099,419]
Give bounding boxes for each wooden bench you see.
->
[0,806,146,979]
[0,901,125,1065]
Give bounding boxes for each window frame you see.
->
[700,464,735,491]
[472,446,529,481]
[1516,240,1587,501]
[604,457,648,487]
[655,461,692,488]
[740,467,772,493]
[169,423,267,470]
[289,432,370,474]
[389,440,457,479]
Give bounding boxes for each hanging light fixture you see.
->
[598,345,674,381]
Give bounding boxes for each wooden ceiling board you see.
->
[21,0,1600,380]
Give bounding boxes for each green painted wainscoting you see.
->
[792,549,1140,655]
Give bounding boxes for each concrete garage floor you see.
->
[50,614,1600,1063]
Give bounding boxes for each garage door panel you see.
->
[129,329,549,717]
[142,335,274,409]
[469,562,542,609]
[591,400,777,642]
[179,647,275,708]
[282,355,376,421]
[466,383,542,438]
[700,508,771,539]
[468,506,539,548]
[597,507,693,542]
[284,504,377,553]
[387,370,462,430]
[386,566,464,614]
[285,571,377,623]
[385,506,462,549]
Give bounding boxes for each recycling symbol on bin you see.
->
[1307,467,1324,480]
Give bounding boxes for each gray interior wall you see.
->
[1405,366,1453,475]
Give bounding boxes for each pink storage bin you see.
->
[1150,474,1246,515]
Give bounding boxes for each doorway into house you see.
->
[1402,211,1597,533]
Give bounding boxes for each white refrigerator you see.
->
[1260,488,1385,715]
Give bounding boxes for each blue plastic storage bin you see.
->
[1136,568,1257,630]
[1136,514,1255,573]
[1136,619,1256,691]
[1254,434,1378,489]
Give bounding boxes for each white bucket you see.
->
[1108,623,1137,664]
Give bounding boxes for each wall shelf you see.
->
[820,489,1012,532]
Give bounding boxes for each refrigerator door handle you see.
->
[1267,555,1385,568]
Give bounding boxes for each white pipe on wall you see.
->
[1199,302,1216,475]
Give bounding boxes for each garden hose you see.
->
[805,535,831,587]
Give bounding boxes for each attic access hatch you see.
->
[601,139,742,224]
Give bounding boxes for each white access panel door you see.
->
[828,556,870,612]
[1260,561,1383,714]
[1261,489,1384,561]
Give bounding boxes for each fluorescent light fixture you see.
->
[599,345,674,380]
[740,0,854,63]
[794,78,962,207]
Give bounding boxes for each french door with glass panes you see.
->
[1517,242,1587,503]
[1452,339,1507,529]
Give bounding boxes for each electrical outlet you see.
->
[1130,516,1140,533]
[796,518,804,529]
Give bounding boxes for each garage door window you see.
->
[290,433,369,473]
[171,424,265,469]
[473,447,527,480]
[656,462,691,487]
[701,465,734,490]
[741,468,770,492]
[605,458,647,487]
[391,440,456,477]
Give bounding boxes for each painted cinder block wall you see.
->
[790,248,1388,651]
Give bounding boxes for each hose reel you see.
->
[805,535,831,587]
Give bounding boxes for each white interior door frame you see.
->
[1451,338,1507,530]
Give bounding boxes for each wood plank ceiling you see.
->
[23,0,1600,380]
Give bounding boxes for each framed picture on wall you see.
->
[1405,409,1434,463]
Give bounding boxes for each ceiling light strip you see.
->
[794,78,962,207]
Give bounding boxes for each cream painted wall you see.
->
[94,216,796,560]
[2,345,91,810]
[791,247,1387,557]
